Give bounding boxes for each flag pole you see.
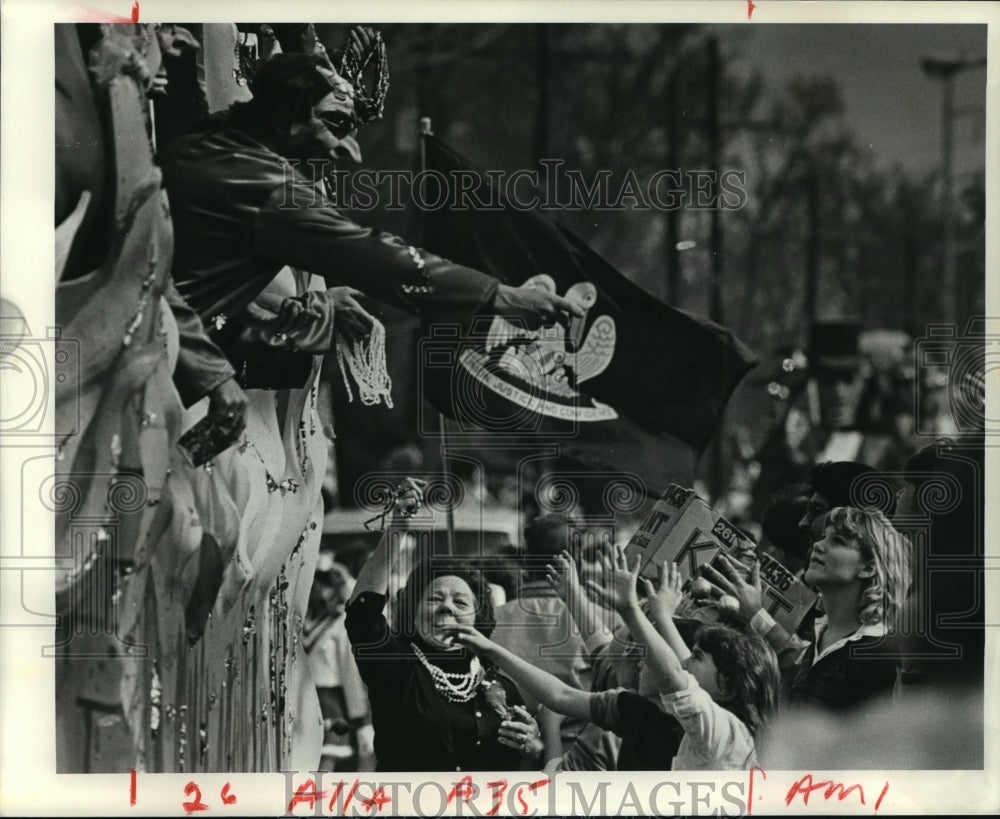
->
[419,117,456,557]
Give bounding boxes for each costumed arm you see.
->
[165,275,248,443]
[165,275,238,406]
[256,183,495,325]
[255,181,582,327]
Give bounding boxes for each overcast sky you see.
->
[717,23,988,179]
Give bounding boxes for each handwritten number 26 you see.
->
[182,781,237,814]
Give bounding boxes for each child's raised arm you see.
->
[642,562,692,665]
[452,626,593,723]
[593,547,689,695]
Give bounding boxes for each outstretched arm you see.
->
[348,478,426,603]
[642,562,692,664]
[257,186,584,329]
[593,547,689,695]
[453,626,593,723]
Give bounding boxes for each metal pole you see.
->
[707,37,723,328]
[920,53,986,325]
[805,171,819,328]
[665,66,680,304]
[941,72,956,326]
[419,117,455,556]
[706,35,726,504]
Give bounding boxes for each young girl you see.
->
[455,547,780,770]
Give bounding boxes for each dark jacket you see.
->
[345,592,524,772]
[160,113,500,385]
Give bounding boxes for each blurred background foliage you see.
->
[305,23,985,511]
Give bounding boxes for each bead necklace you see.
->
[411,644,484,703]
[339,30,389,124]
[336,319,393,408]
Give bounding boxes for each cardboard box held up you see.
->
[624,484,817,635]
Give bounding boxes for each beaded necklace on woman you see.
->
[411,643,484,703]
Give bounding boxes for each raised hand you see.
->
[392,477,426,518]
[156,24,200,58]
[642,561,684,627]
[545,550,581,601]
[700,553,763,623]
[594,545,640,616]
[345,26,378,64]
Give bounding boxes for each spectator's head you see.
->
[805,506,910,630]
[309,558,355,618]
[523,513,572,581]
[801,461,895,541]
[241,52,360,163]
[895,438,977,527]
[683,625,780,738]
[760,485,812,574]
[395,558,496,651]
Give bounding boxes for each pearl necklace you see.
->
[411,644,484,703]
[336,320,393,408]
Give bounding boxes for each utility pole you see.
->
[920,53,986,325]
[705,35,726,504]
[706,37,723,331]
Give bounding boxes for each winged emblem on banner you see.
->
[459,274,619,421]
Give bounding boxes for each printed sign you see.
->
[625,484,817,634]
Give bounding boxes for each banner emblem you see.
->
[459,274,619,422]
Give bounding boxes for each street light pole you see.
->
[921,53,986,326]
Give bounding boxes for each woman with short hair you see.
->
[345,478,545,772]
